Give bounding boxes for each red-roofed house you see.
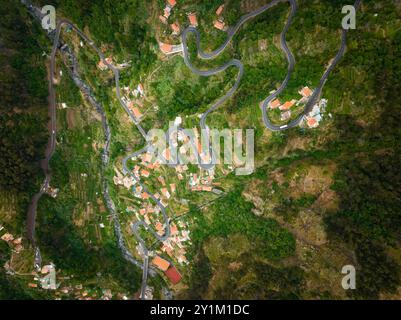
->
[171,22,180,35]
[299,86,313,98]
[167,0,176,8]
[279,100,295,111]
[131,107,143,119]
[152,256,170,271]
[269,99,281,109]
[164,266,182,284]
[214,20,226,31]
[159,15,168,24]
[216,4,224,16]
[307,117,319,128]
[97,56,113,71]
[188,13,198,27]
[170,223,178,235]
[160,43,173,54]
[161,188,171,199]
[141,169,150,178]
[162,148,171,161]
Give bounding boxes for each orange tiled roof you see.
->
[163,148,171,161]
[188,13,198,26]
[300,87,313,98]
[152,255,170,271]
[165,266,182,284]
[214,20,225,30]
[171,22,180,33]
[280,101,295,110]
[270,99,281,109]
[167,0,176,7]
[161,188,170,197]
[156,222,164,231]
[216,4,224,16]
[141,169,150,177]
[132,107,142,119]
[160,43,173,54]
[307,118,318,128]
[170,223,178,235]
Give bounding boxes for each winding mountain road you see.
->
[182,0,362,131]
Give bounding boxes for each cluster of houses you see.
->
[46,186,59,198]
[160,220,191,266]
[267,86,327,128]
[159,0,177,25]
[214,4,227,31]
[145,217,192,286]
[158,2,227,55]
[121,83,146,121]
[112,133,222,286]
[304,98,327,129]
[189,170,215,192]
[27,263,58,290]
[57,284,115,300]
[97,56,113,71]
[158,0,183,55]
[0,227,23,254]
[97,56,131,71]
[28,267,127,300]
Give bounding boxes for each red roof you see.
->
[160,43,173,54]
[269,99,281,109]
[216,5,224,16]
[167,0,176,7]
[214,20,225,30]
[188,13,198,26]
[171,22,180,33]
[280,100,295,110]
[164,266,182,284]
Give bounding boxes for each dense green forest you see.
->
[324,24,401,298]
[0,1,48,193]
[0,0,49,298]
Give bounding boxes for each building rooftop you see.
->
[280,100,295,110]
[167,0,176,7]
[171,22,180,34]
[160,43,173,54]
[269,99,281,109]
[152,255,170,272]
[216,4,225,16]
[131,107,143,119]
[188,13,198,27]
[214,20,226,31]
[164,266,182,284]
[299,86,313,98]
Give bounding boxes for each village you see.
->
[103,0,329,291]
[267,86,328,129]
[158,1,227,55]
[1,223,130,299]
